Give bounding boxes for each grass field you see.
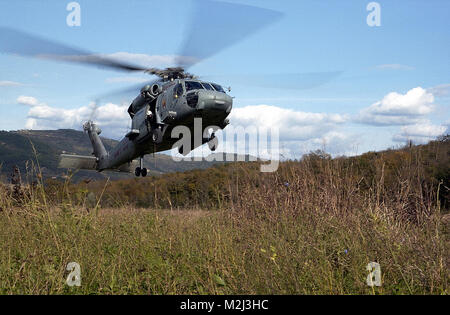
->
[0,139,448,294]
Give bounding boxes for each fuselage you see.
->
[100,79,232,170]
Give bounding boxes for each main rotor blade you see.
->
[93,80,157,104]
[202,71,342,90]
[0,27,147,72]
[176,0,283,68]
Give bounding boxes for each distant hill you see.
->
[0,129,249,182]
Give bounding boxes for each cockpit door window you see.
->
[211,83,226,93]
[174,83,183,99]
[201,82,214,90]
[185,81,204,91]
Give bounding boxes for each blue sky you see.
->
[0,0,449,158]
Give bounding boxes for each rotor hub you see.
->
[144,67,196,81]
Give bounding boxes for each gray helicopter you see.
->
[1,1,339,177]
[0,0,285,177]
[77,68,233,177]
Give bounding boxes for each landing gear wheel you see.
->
[141,168,148,177]
[208,135,218,152]
[135,167,141,177]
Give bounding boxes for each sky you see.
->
[0,0,449,159]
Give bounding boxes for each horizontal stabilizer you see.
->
[58,154,97,170]
[58,154,138,173]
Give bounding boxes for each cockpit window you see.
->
[185,81,204,92]
[211,83,226,93]
[201,82,214,90]
[174,83,183,98]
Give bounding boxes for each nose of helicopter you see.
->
[196,90,233,114]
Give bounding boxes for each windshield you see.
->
[185,81,204,92]
[201,82,214,90]
[211,83,225,93]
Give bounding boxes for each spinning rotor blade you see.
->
[96,70,342,104]
[93,80,158,104]
[176,0,283,68]
[202,71,343,90]
[0,27,148,72]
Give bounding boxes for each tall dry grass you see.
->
[0,140,448,294]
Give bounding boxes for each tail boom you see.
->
[57,121,138,173]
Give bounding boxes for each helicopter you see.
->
[1,1,339,177]
[79,69,233,177]
[0,0,285,177]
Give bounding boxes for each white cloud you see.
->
[220,105,354,158]
[393,121,448,144]
[375,64,414,71]
[356,87,435,126]
[17,96,44,107]
[310,131,360,155]
[0,80,23,87]
[230,105,348,141]
[20,96,129,139]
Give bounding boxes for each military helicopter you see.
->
[1,1,338,177]
[0,0,284,177]
[80,68,233,177]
